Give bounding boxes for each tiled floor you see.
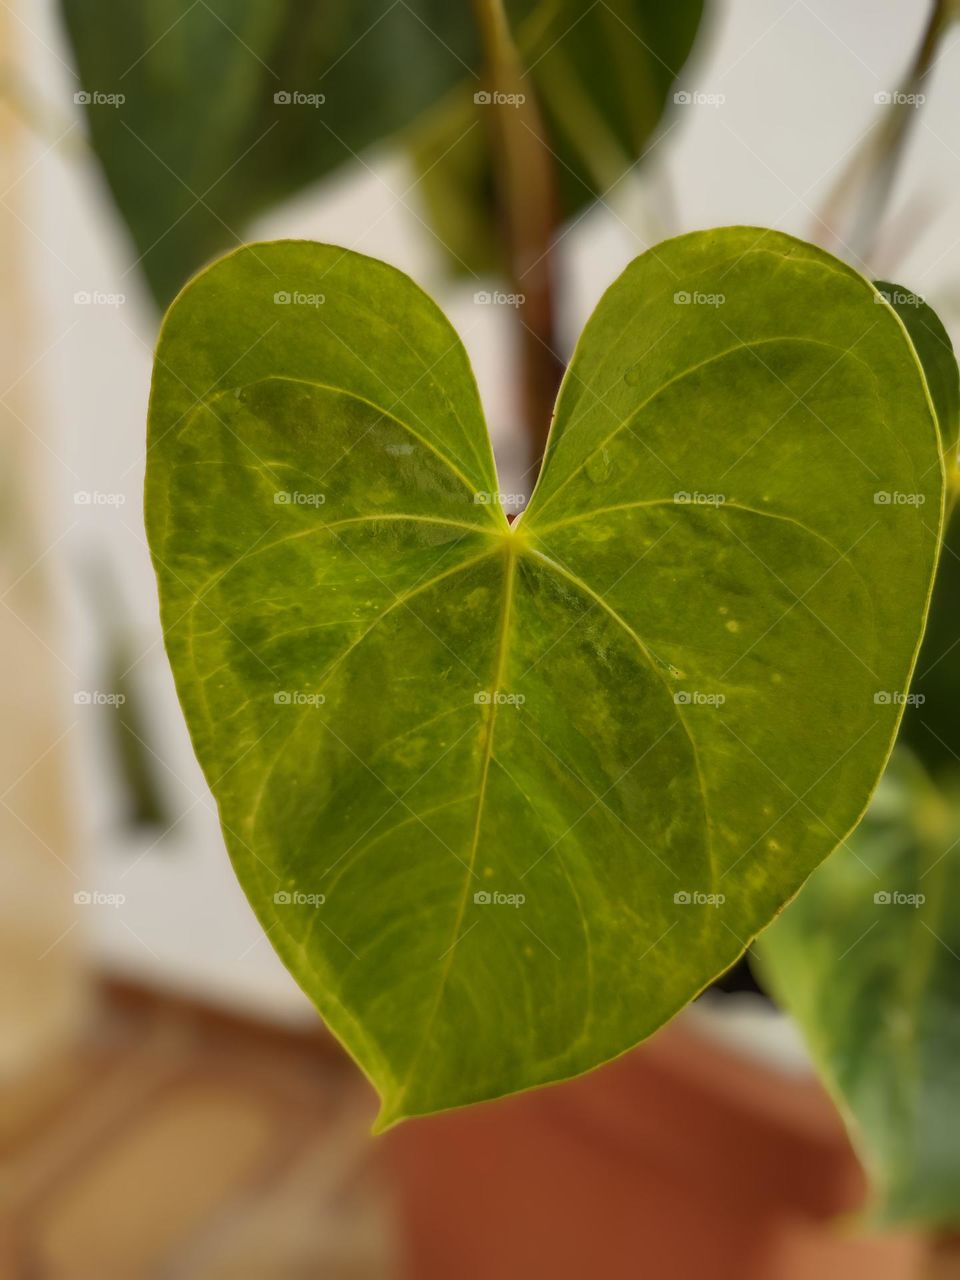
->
[0,984,395,1279]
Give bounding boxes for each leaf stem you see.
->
[927,1232,960,1278]
[471,0,563,477]
[816,0,956,266]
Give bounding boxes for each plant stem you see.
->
[927,1232,960,1278]
[471,0,563,476]
[817,0,955,266]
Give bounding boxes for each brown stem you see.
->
[471,0,563,478]
[927,1232,960,1279]
[817,0,955,265]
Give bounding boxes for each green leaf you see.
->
[410,0,706,275]
[755,751,960,1229]
[874,281,959,460]
[871,283,960,778]
[900,503,960,778]
[145,227,943,1126]
[756,286,960,1228]
[60,0,478,306]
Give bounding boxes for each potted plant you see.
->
[52,1,960,1274]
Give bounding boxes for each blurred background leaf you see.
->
[59,0,706,306]
[753,284,960,1230]
[58,0,480,307]
[755,751,960,1230]
[874,282,960,780]
[876,280,959,458]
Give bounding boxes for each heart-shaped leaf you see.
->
[146,228,943,1125]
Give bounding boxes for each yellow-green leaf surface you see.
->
[145,228,943,1126]
[756,752,960,1229]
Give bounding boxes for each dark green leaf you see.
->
[872,283,960,778]
[145,228,942,1125]
[60,0,478,306]
[755,751,960,1229]
[874,281,959,459]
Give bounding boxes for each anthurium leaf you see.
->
[755,751,960,1229]
[145,228,943,1126]
[871,283,960,779]
[410,0,706,276]
[899,502,960,779]
[874,281,959,460]
[60,0,477,306]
